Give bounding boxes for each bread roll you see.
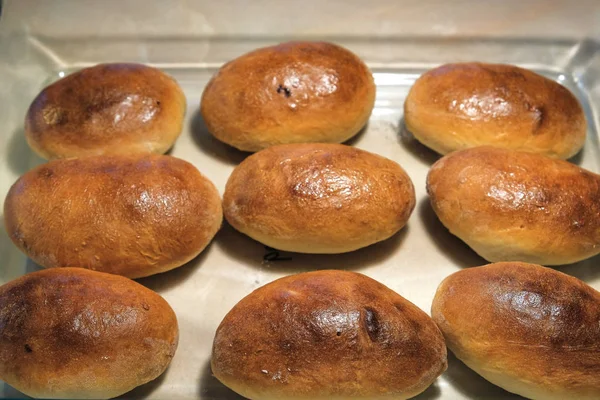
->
[212,270,447,399]
[25,63,186,159]
[404,62,586,159]
[0,267,178,399]
[432,262,600,400]
[4,154,222,278]
[200,41,375,151]
[223,143,415,253]
[427,146,600,265]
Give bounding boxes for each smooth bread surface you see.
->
[4,154,222,278]
[25,63,186,159]
[432,262,600,400]
[404,62,586,159]
[223,143,415,253]
[427,146,600,265]
[201,41,376,151]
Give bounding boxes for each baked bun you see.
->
[212,270,447,399]
[432,262,600,400]
[427,146,600,265]
[25,63,186,159]
[404,62,586,159]
[0,267,178,399]
[200,41,375,152]
[223,143,415,253]
[4,154,222,278]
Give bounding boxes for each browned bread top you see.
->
[212,270,447,400]
[0,267,178,399]
[404,62,586,159]
[427,146,600,265]
[223,143,415,254]
[25,63,186,159]
[200,41,376,151]
[432,262,600,399]
[4,154,222,278]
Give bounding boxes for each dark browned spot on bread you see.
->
[562,300,586,325]
[409,318,425,337]
[38,167,54,179]
[574,286,593,302]
[519,279,547,294]
[84,95,124,117]
[567,195,598,234]
[549,301,586,347]
[24,344,32,353]
[363,307,381,342]
[279,340,293,352]
[1,289,36,340]
[277,84,292,98]
[399,336,423,358]
[505,69,527,81]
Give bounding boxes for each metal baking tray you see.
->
[1,35,599,399]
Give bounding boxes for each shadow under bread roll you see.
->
[432,262,600,400]
[404,62,586,159]
[212,270,447,399]
[0,267,178,399]
[223,143,415,254]
[200,41,376,152]
[25,63,186,159]
[427,146,600,265]
[4,154,222,278]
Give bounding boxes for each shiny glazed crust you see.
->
[4,154,222,278]
[223,143,415,253]
[427,146,600,265]
[212,270,447,399]
[0,268,179,399]
[200,41,376,151]
[432,262,600,400]
[404,62,586,159]
[25,63,187,159]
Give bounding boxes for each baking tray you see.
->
[1,35,599,400]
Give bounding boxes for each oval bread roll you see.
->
[200,41,376,151]
[427,146,600,265]
[4,154,222,278]
[432,262,600,400]
[212,270,447,400]
[223,143,415,253]
[0,267,178,399]
[25,63,186,159]
[404,62,586,159]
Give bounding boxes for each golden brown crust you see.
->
[212,270,447,399]
[427,146,600,265]
[200,41,376,152]
[223,143,415,254]
[0,267,178,399]
[404,62,586,159]
[432,262,600,400]
[4,154,222,278]
[25,63,186,160]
